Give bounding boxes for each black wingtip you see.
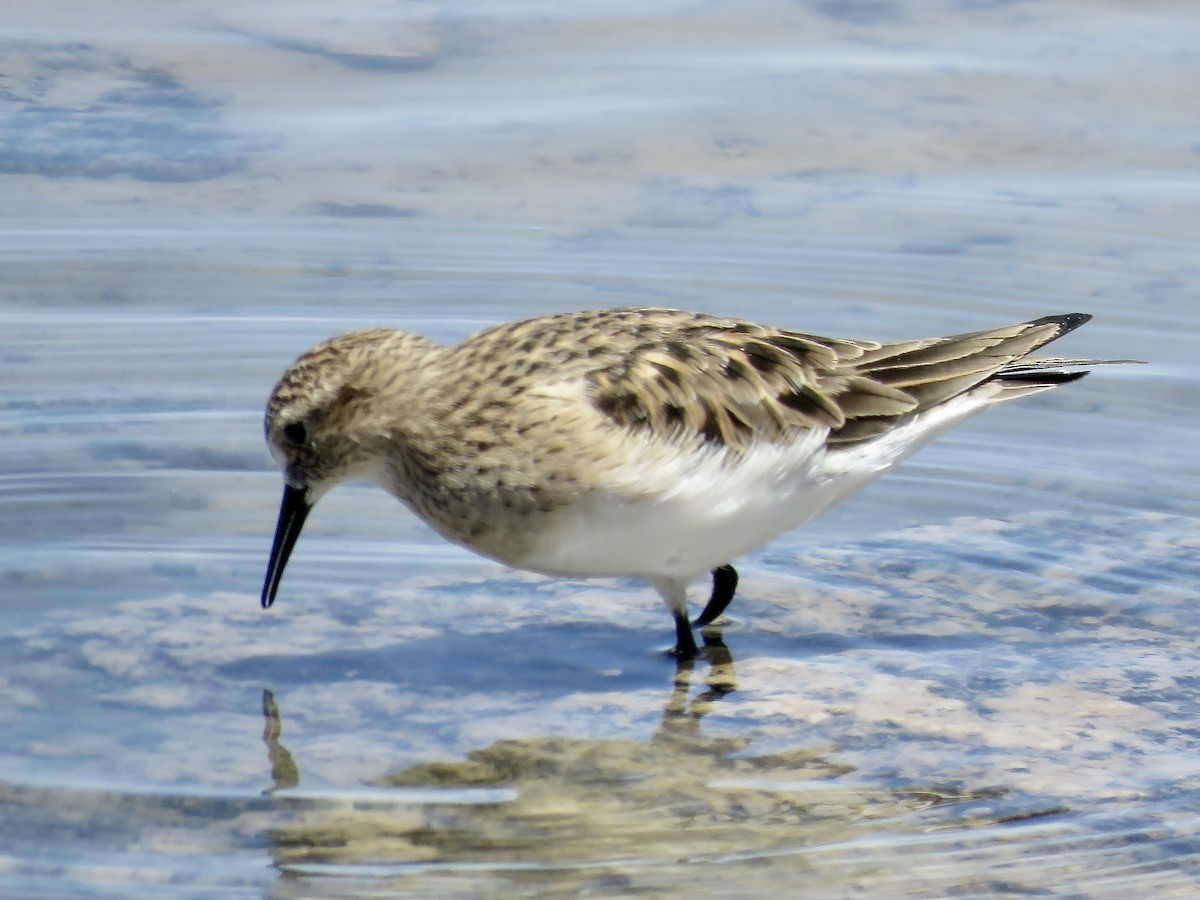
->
[1027,312,1093,337]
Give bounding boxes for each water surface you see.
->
[2,0,1198,895]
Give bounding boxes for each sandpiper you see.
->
[260,307,1114,657]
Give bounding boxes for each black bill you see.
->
[261,483,312,609]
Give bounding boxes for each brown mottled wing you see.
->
[586,311,1093,450]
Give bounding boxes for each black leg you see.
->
[694,564,738,627]
[671,607,700,659]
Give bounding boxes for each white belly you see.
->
[518,389,1000,580]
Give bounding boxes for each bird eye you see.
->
[282,421,308,445]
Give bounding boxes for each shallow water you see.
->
[2,0,1199,895]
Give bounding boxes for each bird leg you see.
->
[650,575,702,658]
[694,564,738,627]
[671,608,700,659]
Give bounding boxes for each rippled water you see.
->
[3,0,1199,895]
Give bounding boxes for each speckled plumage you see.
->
[260,307,1106,656]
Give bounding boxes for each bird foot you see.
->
[693,564,738,627]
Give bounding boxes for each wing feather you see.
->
[537,309,1097,452]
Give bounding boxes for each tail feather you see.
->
[993,368,1090,386]
[983,314,1099,395]
[827,312,1139,446]
[853,313,1092,402]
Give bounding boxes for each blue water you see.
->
[2,1,1199,895]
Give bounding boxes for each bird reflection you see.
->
[256,635,1005,878]
[261,689,299,794]
[259,629,738,794]
[659,628,737,740]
